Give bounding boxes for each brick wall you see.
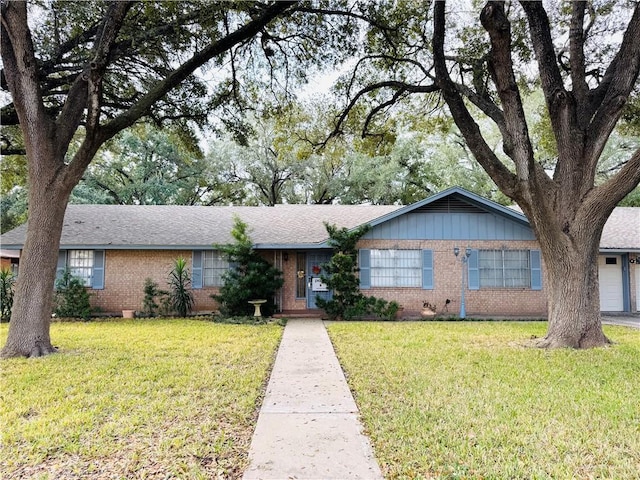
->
[357,239,548,318]
[89,246,639,317]
[90,250,219,314]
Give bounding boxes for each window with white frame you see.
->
[479,249,530,288]
[68,250,94,286]
[370,249,422,287]
[202,250,229,287]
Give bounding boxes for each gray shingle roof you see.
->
[600,207,640,251]
[0,204,401,249]
[2,194,637,251]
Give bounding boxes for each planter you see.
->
[122,309,135,318]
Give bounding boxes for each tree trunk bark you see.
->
[535,228,610,349]
[1,164,71,358]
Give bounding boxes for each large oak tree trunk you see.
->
[431,1,640,348]
[536,233,610,348]
[1,154,72,358]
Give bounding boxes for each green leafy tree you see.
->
[54,269,92,320]
[334,1,640,347]
[212,216,283,317]
[316,223,398,321]
[207,108,312,206]
[1,1,357,357]
[0,189,28,233]
[72,124,243,206]
[167,258,194,318]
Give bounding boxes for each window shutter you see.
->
[530,250,542,290]
[92,250,105,289]
[359,249,371,289]
[467,249,479,290]
[192,251,203,289]
[56,251,67,282]
[422,249,434,290]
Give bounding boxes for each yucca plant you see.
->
[168,257,194,317]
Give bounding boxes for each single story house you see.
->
[1,187,638,317]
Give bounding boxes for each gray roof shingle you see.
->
[0,204,401,249]
[2,197,637,251]
[600,207,640,251]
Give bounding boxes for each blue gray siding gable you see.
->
[360,187,535,241]
[364,211,536,241]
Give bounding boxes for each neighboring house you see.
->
[0,249,19,275]
[599,207,640,313]
[1,187,638,317]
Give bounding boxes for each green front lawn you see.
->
[328,322,640,480]
[0,319,283,479]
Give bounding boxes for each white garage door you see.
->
[599,256,623,312]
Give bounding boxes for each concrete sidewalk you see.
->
[242,319,383,480]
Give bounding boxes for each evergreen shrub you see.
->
[212,216,284,317]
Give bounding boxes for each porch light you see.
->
[453,246,472,319]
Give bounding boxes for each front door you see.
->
[307,252,333,309]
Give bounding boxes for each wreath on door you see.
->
[312,265,322,275]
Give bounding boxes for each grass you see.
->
[0,318,283,479]
[327,321,640,480]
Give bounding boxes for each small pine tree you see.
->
[212,216,284,317]
[54,268,92,319]
[142,278,168,317]
[317,223,399,320]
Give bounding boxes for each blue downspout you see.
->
[622,253,631,313]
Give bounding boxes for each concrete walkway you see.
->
[242,319,383,480]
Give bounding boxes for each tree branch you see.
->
[1,1,55,157]
[64,1,134,184]
[433,1,519,200]
[329,80,438,142]
[569,2,589,106]
[99,1,298,142]
[584,5,640,176]
[581,147,640,228]
[519,2,569,132]
[479,2,537,182]
[589,4,640,112]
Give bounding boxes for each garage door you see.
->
[599,256,623,312]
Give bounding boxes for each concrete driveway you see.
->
[602,314,640,329]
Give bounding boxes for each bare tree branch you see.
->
[433,1,519,200]
[569,2,589,105]
[329,80,438,143]
[479,2,537,181]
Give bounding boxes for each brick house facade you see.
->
[2,187,638,317]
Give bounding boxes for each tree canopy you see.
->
[0,0,358,357]
[1,1,638,355]
[334,0,640,347]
